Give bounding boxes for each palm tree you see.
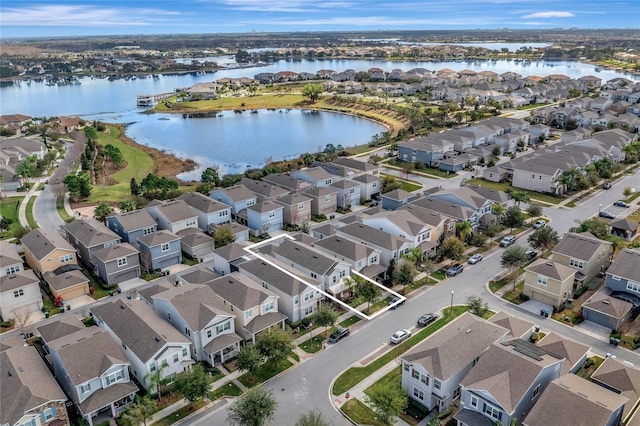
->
[144,362,168,398]
[607,235,624,257]
[455,220,473,242]
[93,202,114,225]
[511,191,530,208]
[492,203,505,220]
[402,247,424,265]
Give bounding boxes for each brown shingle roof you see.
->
[152,284,233,330]
[21,228,75,260]
[537,332,590,376]
[177,192,229,214]
[37,315,85,343]
[591,357,640,419]
[552,232,611,261]
[64,218,120,248]
[583,288,633,319]
[44,270,89,291]
[0,241,22,267]
[146,199,197,223]
[489,311,535,339]
[108,209,155,232]
[607,248,640,282]
[91,242,139,263]
[525,259,576,281]
[206,272,272,311]
[137,230,179,247]
[0,270,39,293]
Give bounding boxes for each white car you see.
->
[390,329,412,345]
[533,220,546,229]
[468,254,483,264]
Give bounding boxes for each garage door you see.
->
[61,285,89,300]
[115,269,139,284]
[532,291,556,307]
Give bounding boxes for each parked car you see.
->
[533,220,546,229]
[446,263,464,277]
[525,249,538,260]
[599,211,616,219]
[468,254,483,264]
[613,201,629,208]
[500,235,516,247]
[389,297,405,310]
[390,329,412,345]
[417,313,438,327]
[603,182,612,189]
[328,327,350,343]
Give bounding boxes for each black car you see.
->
[446,263,464,277]
[525,249,538,260]
[389,297,405,310]
[599,211,616,219]
[417,313,438,327]
[613,201,629,208]
[328,327,350,343]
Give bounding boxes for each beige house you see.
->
[551,232,611,288]
[523,260,577,307]
[21,228,78,277]
[275,193,313,227]
[44,269,90,301]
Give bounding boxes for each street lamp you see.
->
[599,204,602,213]
[450,290,454,315]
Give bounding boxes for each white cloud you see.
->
[521,11,575,18]
[246,16,500,26]
[219,0,356,12]
[0,4,182,27]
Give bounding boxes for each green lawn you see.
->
[332,306,468,395]
[489,277,509,293]
[151,400,206,426]
[339,315,362,328]
[341,399,388,426]
[25,196,38,229]
[208,382,242,401]
[299,334,327,354]
[502,282,526,305]
[56,198,73,222]
[0,197,22,237]
[400,181,423,192]
[364,366,401,398]
[86,125,156,203]
[431,270,447,281]
[237,359,293,388]
[467,178,563,205]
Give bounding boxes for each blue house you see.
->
[244,201,284,235]
[137,230,182,272]
[107,209,157,243]
[210,185,258,219]
[397,136,455,167]
[381,189,419,211]
[603,248,640,307]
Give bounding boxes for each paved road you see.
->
[33,181,65,231]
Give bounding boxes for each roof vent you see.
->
[466,329,472,334]
[155,337,161,342]
[546,262,553,267]
[120,304,125,309]
[602,300,610,305]
[7,371,12,376]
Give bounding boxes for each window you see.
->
[167,312,171,322]
[421,374,429,385]
[215,321,231,334]
[161,243,170,252]
[373,182,377,188]
[569,258,584,269]
[412,369,420,380]
[403,362,410,372]
[207,329,212,339]
[246,310,253,319]
[246,199,256,207]
[219,210,229,217]
[13,289,24,298]
[294,296,299,305]
[298,203,305,210]
[184,327,191,336]
[173,354,179,363]
[434,380,441,390]
[182,348,188,357]
[537,275,548,285]
[80,383,91,393]
[60,254,74,263]
[269,211,276,218]
[349,188,355,194]
[150,362,156,372]
[310,272,317,279]
[304,292,314,302]
[122,342,127,351]
[186,219,196,226]
[532,384,540,399]
[611,275,620,281]
[304,306,313,316]
[413,388,424,400]
[263,301,275,313]
[324,196,331,202]
[117,257,128,267]
[105,370,124,385]
[143,227,154,235]
[627,281,640,294]
[484,403,501,420]
[42,407,56,421]
[471,396,478,408]
[104,241,117,248]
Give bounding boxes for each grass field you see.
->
[341,399,387,426]
[0,197,22,237]
[467,178,563,205]
[400,181,423,192]
[86,125,156,203]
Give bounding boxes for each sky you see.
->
[1,0,638,38]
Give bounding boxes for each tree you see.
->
[174,364,211,403]
[256,328,294,367]
[10,305,33,335]
[455,220,473,242]
[355,278,381,311]
[301,83,323,102]
[14,156,36,187]
[511,191,530,207]
[502,206,524,232]
[607,235,624,257]
[501,245,528,290]
[365,382,408,425]
[382,174,401,193]
[528,226,559,254]
[296,410,328,426]
[623,187,633,197]
[313,303,339,337]
[130,177,142,196]
[227,387,277,426]
[144,361,167,397]
[93,202,113,225]
[120,396,157,426]
[466,295,489,317]
[439,236,465,266]
[236,343,263,382]
[526,203,543,219]
[212,225,236,247]
[118,200,136,213]
[393,259,417,292]
[201,166,220,186]
[572,217,608,239]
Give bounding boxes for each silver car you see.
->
[390,329,412,345]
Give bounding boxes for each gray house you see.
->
[603,248,640,307]
[312,235,384,279]
[211,242,250,276]
[240,178,290,201]
[107,209,157,243]
[591,357,640,425]
[456,340,564,426]
[137,230,182,272]
[329,179,361,209]
[176,192,231,231]
[582,287,633,330]
[381,189,419,211]
[274,193,313,228]
[210,185,258,218]
[400,312,509,411]
[244,200,284,235]
[536,332,590,376]
[176,228,216,260]
[63,218,121,267]
[144,199,198,234]
[91,243,141,285]
[335,222,412,267]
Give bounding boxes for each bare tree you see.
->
[140,249,153,275]
[10,305,33,336]
[289,206,300,229]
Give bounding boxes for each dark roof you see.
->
[269,239,337,276]
[237,257,319,296]
[179,268,218,284]
[591,357,640,419]
[525,259,576,281]
[176,228,215,248]
[63,218,120,248]
[21,228,75,260]
[607,248,640,282]
[177,192,229,213]
[552,232,610,261]
[0,241,22,267]
[37,315,85,343]
[213,242,249,261]
[313,235,375,262]
[78,381,138,416]
[537,332,591,376]
[337,222,411,252]
[244,311,287,335]
[91,243,139,263]
[609,218,639,232]
[43,270,89,291]
[152,284,233,330]
[145,199,197,223]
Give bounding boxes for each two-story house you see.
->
[523,260,577,308]
[551,232,611,289]
[21,228,77,277]
[0,269,42,321]
[381,189,419,211]
[603,248,640,307]
[329,180,361,209]
[46,327,137,426]
[237,257,321,321]
[261,173,311,192]
[243,200,284,235]
[137,230,182,272]
[511,159,566,195]
[535,331,590,376]
[312,235,384,279]
[274,193,313,228]
[290,167,339,188]
[362,210,437,258]
[456,339,564,426]
[106,209,157,244]
[300,186,338,217]
[91,299,193,394]
[335,222,413,267]
[176,192,231,231]
[63,218,121,268]
[0,241,23,277]
[591,357,640,425]
[352,173,382,201]
[401,312,509,411]
[1,345,68,426]
[522,374,627,426]
[151,284,241,365]
[211,242,251,276]
[206,272,286,343]
[239,178,290,202]
[210,185,258,220]
[91,243,141,285]
[144,200,198,234]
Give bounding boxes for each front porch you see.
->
[79,382,138,426]
[204,333,242,366]
[243,311,287,344]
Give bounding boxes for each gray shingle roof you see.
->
[177,192,229,213]
[212,242,249,261]
[152,284,233,330]
[37,315,85,343]
[382,189,413,201]
[44,270,89,291]
[137,230,180,247]
[591,357,640,419]
[64,218,120,248]
[270,239,337,276]
[240,178,290,199]
[91,242,139,263]
[146,199,197,223]
[337,222,411,252]
[525,259,576,281]
[537,331,591,376]
[273,192,312,206]
[47,327,129,386]
[20,228,75,260]
[607,248,640,282]
[609,218,639,232]
[332,157,377,172]
[552,232,611,261]
[237,257,318,296]
[91,299,190,362]
[206,272,272,311]
[212,184,257,202]
[179,267,217,284]
[78,381,138,416]
[247,200,284,214]
[0,241,22,267]
[313,235,374,262]
[410,197,476,221]
[329,179,359,190]
[0,346,66,426]
[108,209,156,232]
[176,228,214,248]
[0,270,39,293]
[489,311,535,339]
[583,287,633,319]
[402,312,509,381]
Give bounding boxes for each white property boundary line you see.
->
[243,233,405,321]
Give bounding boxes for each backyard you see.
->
[0,196,22,238]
